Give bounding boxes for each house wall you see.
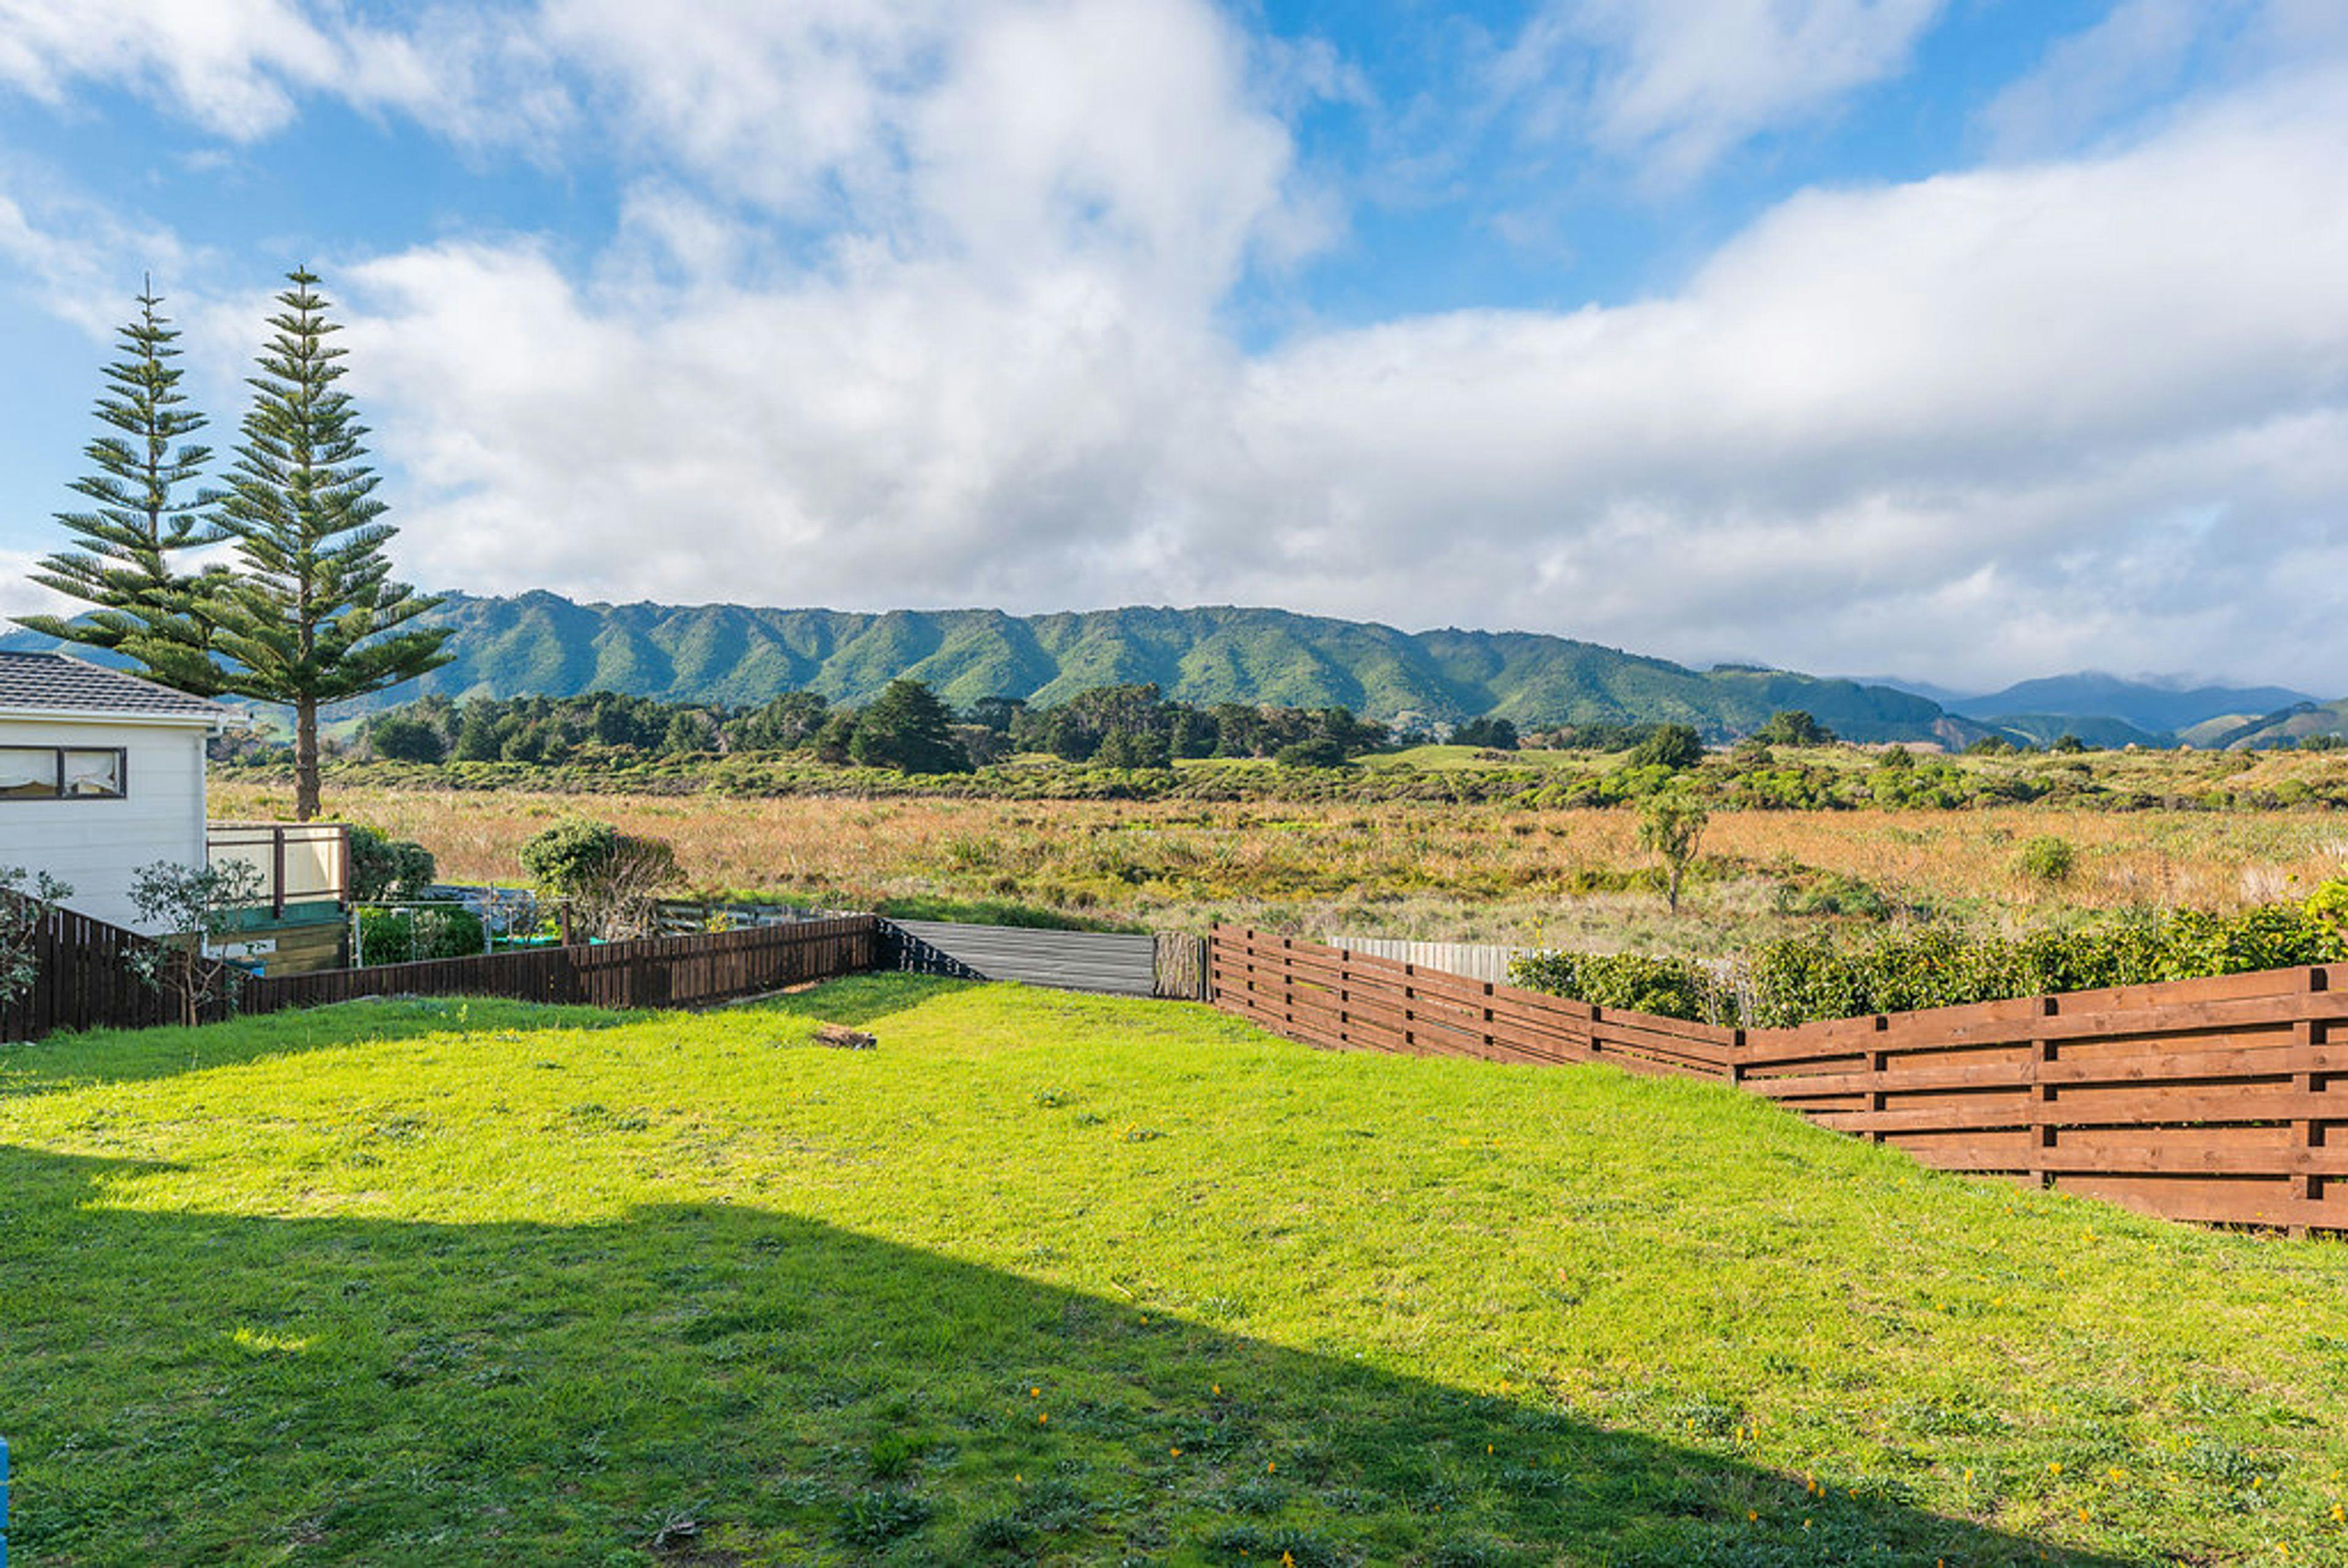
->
[0,715,210,932]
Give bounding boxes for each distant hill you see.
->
[2180,699,2348,751]
[1980,713,2169,750]
[0,592,1979,742]
[1946,672,2315,734]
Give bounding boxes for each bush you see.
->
[1507,950,1729,1023]
[2013,834,2077,886]
[519,819,682,940]
[1513,902,2348,1028]
[1275,738,1348,768]
[347,826,437,901]
[1628,724,1704,770]
[1752,710,1833,746]
[357,904,485,966]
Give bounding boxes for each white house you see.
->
[0,651,234,932]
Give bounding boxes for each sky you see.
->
[0,0,2344,694]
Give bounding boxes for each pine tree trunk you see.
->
[295,697,320,822]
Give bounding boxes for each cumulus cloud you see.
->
[1493,0,1950,184]
[0,0,569,150]
[319,45,2348,690]
[6,0,2348,693]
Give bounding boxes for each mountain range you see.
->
[4,591,2339,747]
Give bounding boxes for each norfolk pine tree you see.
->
[15,282,231,693]
[212,268,451,820]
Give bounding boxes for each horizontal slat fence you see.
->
[1211,925,1741,1079]
[1209,924,2344,1235]
[243,917,879,1015]
[0,899,168,1042]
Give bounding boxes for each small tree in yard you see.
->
[127,859,265,1026]
[0,869,75,1013]
[1638,792,1709,915]
[520,819,682,941]
[211,268,452,822]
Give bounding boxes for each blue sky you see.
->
[1,0,2344,690]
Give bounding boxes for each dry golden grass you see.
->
[214,780,2348,954]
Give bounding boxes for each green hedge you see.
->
[356,905,487,967]
[1510,888,2348,1029]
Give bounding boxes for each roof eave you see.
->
[0,704,235,732]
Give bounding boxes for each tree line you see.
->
[16,273,449,819]
[353,680,1408,775]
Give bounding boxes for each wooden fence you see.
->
[0,899,168,1043]
[241,916,879,1016]
[1208,925,2345,1234]
[1210,926,1742,1078]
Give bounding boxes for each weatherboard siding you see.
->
[0,715,209,932]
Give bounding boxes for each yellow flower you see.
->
[1030,1386,1040,1397]
[1267,1460,1277,1474]
[1171,1447,1182,1457]
[1038,1413,1048,1425]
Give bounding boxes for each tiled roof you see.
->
[0,652,233,720]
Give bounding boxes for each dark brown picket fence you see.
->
[1208,924,2344,1234]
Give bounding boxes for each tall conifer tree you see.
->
[212,267,452,820]
[15,282,229,693]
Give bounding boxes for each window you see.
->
[0,746,126,800]
[64,748,125,798]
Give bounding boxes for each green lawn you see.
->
[2,979,2344,1566]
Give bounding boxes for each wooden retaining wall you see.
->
[1208,924,2344,1234]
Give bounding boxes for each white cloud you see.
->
[311,51,2348,690]
[1494,0,1949,184]
[0,0,569,150]
[8,1,2348,694]
[1980,0,2216,157]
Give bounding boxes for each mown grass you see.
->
[5,979,2345,1564]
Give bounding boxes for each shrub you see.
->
[1636,792,1708,913]
[356,904,486,966]
[1507,950,1728,1023]
[1629,724,1704,770]
[347,826,437,901]
[520,819,682,940]
[2014,834,2078,886]
[1752,709,1833,746]
[1513,902,2348,1028]
[1275,738,1348,768]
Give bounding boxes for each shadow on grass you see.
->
[2,1144,2125,1567]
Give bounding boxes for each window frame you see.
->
[0,745,129,802]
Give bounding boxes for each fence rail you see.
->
[242,917,879,1015]
[1209,924,2344,1234]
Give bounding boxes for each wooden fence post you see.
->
[2029,995,2059,1190]
[2291,966,2328,1238]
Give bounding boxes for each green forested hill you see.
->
[1,589,1982,740]
[396,593,1979,740]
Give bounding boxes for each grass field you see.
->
[213,779,2348,954]
[4,977,2346,1564]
